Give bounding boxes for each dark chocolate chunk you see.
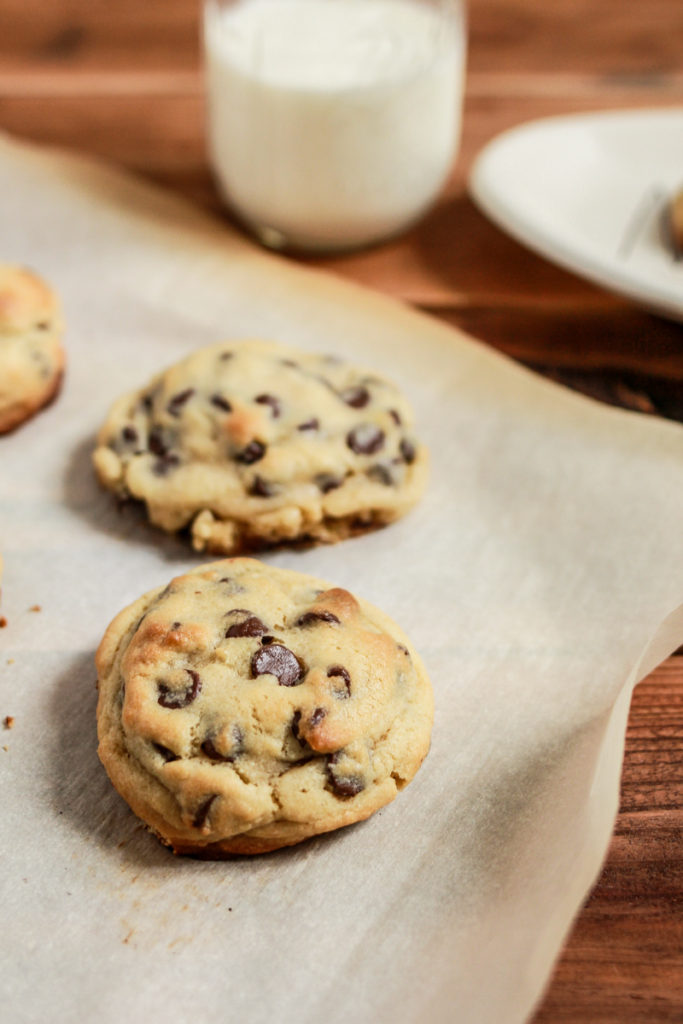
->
[157,669,202,709]
[340,385,370,408]
[400,438,416,464]
[255,393,281,418]
[327,665,351,698]
[297,418,319,431]
[193,794,217,829]
[167,388,195,416]
[327,754,364,797]
[153,742,179,762]
[152,452,180,476]
[210,393,232,413]
[315,473,343,494]
[236,441,266,464]
[388,408,402,426]
[121,425,138,444]
[346,424,385,455]
[202,725,243,762]
[251,644,305,687]
[225,612,268,638]
[309,707,327,728]
[367,464,394,486]
[296,610,340,627]
[260,635,275,645]
[248,475,277,498]
[148,427,169,457]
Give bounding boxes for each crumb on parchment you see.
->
[29,605,41,613]
[0,616,7,628]
[3,715,14,729]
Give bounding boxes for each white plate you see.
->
[469,108,683,321]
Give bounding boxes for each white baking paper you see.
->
[0,133,682,1024]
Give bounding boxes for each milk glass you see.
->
[203,0,466,253]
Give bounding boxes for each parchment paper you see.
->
[1,132,682,1024]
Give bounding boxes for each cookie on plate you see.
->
[96,558,433,855]
[93,340,427,553]
[0,265,65,434]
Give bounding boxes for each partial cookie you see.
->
[0,265,65,433]
[93,340,427,553]
[670,187,683,257]
[96,558,433,855]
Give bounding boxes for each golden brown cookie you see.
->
[92,340,428,553]
[96,558,433,855]
[0,265,65,433]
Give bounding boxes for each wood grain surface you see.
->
[1,1,681,1019]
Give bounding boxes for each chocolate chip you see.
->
[397,643,410,656]
[260,635,275,645]
[255,393,281,418]
[210,393,232,413]
[148,427,168,457]
[296,610,340,627]
[340,385,370,408]
[400,438,416,464]
[219,350,233,361]
[315,473,343,493]
[170,621,181,630]
[327,754,364,797]
[225,612,268,638]
[157,669,202,709]
[347,424,385,455]
[248,475,277,497]
[367,464,394,486]
[167,388,195,416]
[327,665,351,698]
[291,710,302,741]
[251,645,305,687]
[237,441,266,464]
[281,358,299,368]
[141,393,154,412]
[121,425,138,444]
[389,408,402,426]
[193,794,217,829]
[152,452,180,476]
[153,742,179,762]
[202,725,243,762]
[309,707,326,728]
[297,418,319,431]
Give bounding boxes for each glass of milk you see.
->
[203,0,466,253]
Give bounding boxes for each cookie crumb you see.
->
[3,715,14,729]
[6,658,14,665]
[29,604,41,613]
[0,616,7,628]
[2,745,8,752]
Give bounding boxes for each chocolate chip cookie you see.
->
[96,558,433,855]
[0,265,65,433]
[92,340,427,553]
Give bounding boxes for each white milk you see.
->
[204,0,465,250]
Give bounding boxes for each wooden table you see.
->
[2,1,681,1019]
